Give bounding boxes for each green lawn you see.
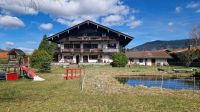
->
[0,65,200,112]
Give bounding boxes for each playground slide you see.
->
[19,65,45,81]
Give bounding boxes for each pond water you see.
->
[117,76,200,90]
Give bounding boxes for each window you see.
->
[130,58,134,62]
[64,55,73,59]
[83,44,98,48]
[139,59,143,63]
[83,44,91,49]
[89,55,98,60]
[74,44,80,48]
[107,43,116,48]
[91,44,98,48]
[64,44,73,49]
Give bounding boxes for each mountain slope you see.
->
[131,39,190,51]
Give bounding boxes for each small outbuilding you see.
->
[126,50,172,66]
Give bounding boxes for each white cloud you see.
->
[5,41,14,46]
[0,0,38,15]
[0,15,25,28]
[101,15,124,26]
[126,16,143,29]
[167,22,174,32]
[168,22,174,26]
[17,47,34,54]
[196,9,200,13]
[39,23,53,30]
[175,7,182,13]
[56,18,88,27]
[186,1,199,8]
[0,0,139,29]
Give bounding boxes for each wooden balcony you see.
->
[61,48,119,53]
[103,48,119,52]
[68,36,116,41]
[61,48,102,53]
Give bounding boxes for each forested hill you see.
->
[131,39,191,51]
[0,49,5,52]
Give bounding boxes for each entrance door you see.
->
[145,59,147,66]
[151,59,156,66]
[83,55,88,63]
[76,55,79,64]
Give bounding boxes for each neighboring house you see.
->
[0,51,8,60]
[8,49,28,65]
[46,20,133,64]
[126,51,171,66]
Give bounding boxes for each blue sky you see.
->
[0,0,200,53]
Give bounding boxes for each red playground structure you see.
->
[65,67,85,80]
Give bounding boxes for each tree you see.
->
[30,50,52,72]
[190,24,200,47]
[38,35,57,57]
[111,52,128,67]
[175,49,200,67]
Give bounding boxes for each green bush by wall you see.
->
[111,52,128,67]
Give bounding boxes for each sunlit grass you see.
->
[0,65,200,112]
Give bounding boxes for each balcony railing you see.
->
[61,48,119,53]
[68,36,116,41]
[103,48,119,52]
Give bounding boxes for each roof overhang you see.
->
[46,20,134,47]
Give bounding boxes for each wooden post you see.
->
[66,69,68,80]
[71,69,73,79]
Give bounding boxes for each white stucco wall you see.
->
[102,54,113,63]
[129,58,169,66]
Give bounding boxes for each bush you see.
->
[111,52,128,67]
[30,50,52,72]
[0,59,8,64]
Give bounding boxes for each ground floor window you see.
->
[139,59,143,63]
[89,55,98,60]
[64,55,73,59]
[130,58,134,62]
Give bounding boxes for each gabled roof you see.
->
[8,49,26,55]
[126,51,172,59]
[0,52,8,59]
[46,20,133,47]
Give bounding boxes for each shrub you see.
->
[111,52,128,67]
[30,50,52,72]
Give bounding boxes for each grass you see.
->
[0,65,200,112]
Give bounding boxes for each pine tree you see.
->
[38,35,57,57]
[38,35,49,51]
